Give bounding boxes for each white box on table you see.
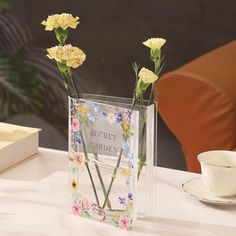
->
[0,122,41,172]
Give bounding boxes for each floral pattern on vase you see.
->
[69,97,139,230]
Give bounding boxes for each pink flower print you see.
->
[72,117,80,132]
[79,197,91,211]
[72,202,82,216]
[73,152,85,166]
[119,215,129,229]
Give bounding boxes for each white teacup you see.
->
[198,150,236,197]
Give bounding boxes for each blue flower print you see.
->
[128,153,133,161]
[75,134,82,144]
[116,112,123,123]
[88,113,96,122]
[91,103,100,113]
[122,141,129,150]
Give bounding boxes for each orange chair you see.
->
[155,40,236,173]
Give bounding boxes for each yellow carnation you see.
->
[143,38,166,50]
[41,13,79,31]
[47,44,86,68]
[138,67,158,84]
[135,67,158,97]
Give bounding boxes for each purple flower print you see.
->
[75,134,82,144]
[72,202,82,216]
[128,192,133,201]
[125,110,132,120]
[91,203,105,219]
[116,112,123,123]
[91,203,99,212]
[118,197,126,207]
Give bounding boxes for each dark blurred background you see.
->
[1,0,236,170]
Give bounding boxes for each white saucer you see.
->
[182,178,236,206]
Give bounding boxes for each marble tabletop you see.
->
[0,147,236,236]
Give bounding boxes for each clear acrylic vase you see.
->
[68,94,157,230]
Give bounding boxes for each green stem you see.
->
[80,131,100,205]
[131,97,137,110]
[57,64,72,97]
[94,154,112,209]
[102,148,124,209]
[148,52,161,106]
[140,92,145,114]
[68,71,81,98]
[102,74,138,209]
[148,83,155,105]
[138,121,147,179]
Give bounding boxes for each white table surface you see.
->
[0,147,236,236]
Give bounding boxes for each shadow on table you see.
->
[134,216,236,236]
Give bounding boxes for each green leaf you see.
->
[0,51,43,120]
[0,0,11,11]
[83,211,91,218]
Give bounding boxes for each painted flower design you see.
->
[88,113,95,122]
[75,134,82,144]
[91,203,105,221]
[118,197,126,207]
[71,99,80,108]
[124,110,132,121]
[78,104,88,120]
[121,168,131,177]
[127,201,133,210]
[91,103,100,113]
[72,152,85,166]
[122,141,129,150]
[116,112,123,123]
[72,202,82,216]
[122,119,133,139]
[72,178,79,191]
[128,153,133,161]
[128,192,133,201]
[119,215,129,229]
[79,197,91,211]
[72,117,80,132]
[111,212,120,222]
[69,100,135,229]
